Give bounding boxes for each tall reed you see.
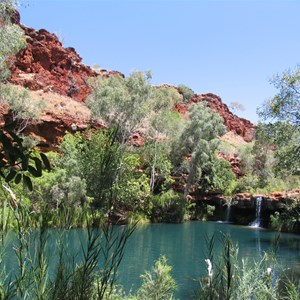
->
[193,233,300,300]
[0,200,136,299]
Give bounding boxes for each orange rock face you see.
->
[9,25,97,101]
[174,93,255,142]
[7,14,254,146]
[9,16,123,102]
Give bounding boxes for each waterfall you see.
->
[225,203,231,223]
[249,196,263,227]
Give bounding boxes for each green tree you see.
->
[0,85,43,134]
[258,65,300,175]
[87,71,153,146]
[112,153,150,216]
[0,0,25,80]
[258,65,300,126]
[58,130,120,210]
[252,124,276,186]
[0,1,42,133]
[144,87,183,193]
[209,157,236,194]
[175,102,226,202]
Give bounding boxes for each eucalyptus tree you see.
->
[258,65,300,175]
[144,86,183,192]
[87,71,153,147]
[0,0,25,80]
[258,66,300,126]
[177,84,194,103]
[146,110,184,193]
[87,72,184,194]
[0,0,42,134]
[0,0,48,191]
[175,102,226,202]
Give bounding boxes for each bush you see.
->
[137,255,177,300]
[150,190,183,223]
[193,234,299,300]
[210,157,237,195]
[59,130,121,210]
[177,84,194,103]
[270,201,300,233]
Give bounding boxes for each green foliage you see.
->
[236,142,254,175]
[151,86,181,111]
[270,201,300,233]
[145,103,184,193]
[258,65,300,175]
[150,190,183,223]
[195,203,215,221]
[0,84,44,133]
[255,122,300,176]
[252,124,276,184]
[0,0,26,80]
[0,120,50,191]
[58,131,153,222]
[233,130,299,194]
[87,71,153,144]
[258,65,300,126]
[112,153,150,212]
[174,102,226,199]
[32,168,90,209]
[143,143,174,193]
[207,157,236,194]
[137,255,177,300]
[177,84,194,103]
[59,130,120,210]
[193,234,297,300]
[217,140,236,157]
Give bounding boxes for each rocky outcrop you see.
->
[9,26,95,101]
[9,14,123,102]
[206,190,300,212]
[0,88,104,149]
[25,115,103,149]
[174,93,256,142]
[7,13,254,144]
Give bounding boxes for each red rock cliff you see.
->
[9,13,123,101]
[174,93,255,142]
[8,14,255,143]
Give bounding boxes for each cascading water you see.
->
[225,203,231,223]
[249,196,263,227]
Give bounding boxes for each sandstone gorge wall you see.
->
[6,12,255,145]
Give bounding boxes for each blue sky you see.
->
[18,0,300,123]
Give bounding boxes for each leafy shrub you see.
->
[59,130,121,210]
[209,157,237,194]
[193,234,299,300]
[137,255,177,300]
[270,201,300,233]
[150,190,183,223]
[177,84,194,103]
